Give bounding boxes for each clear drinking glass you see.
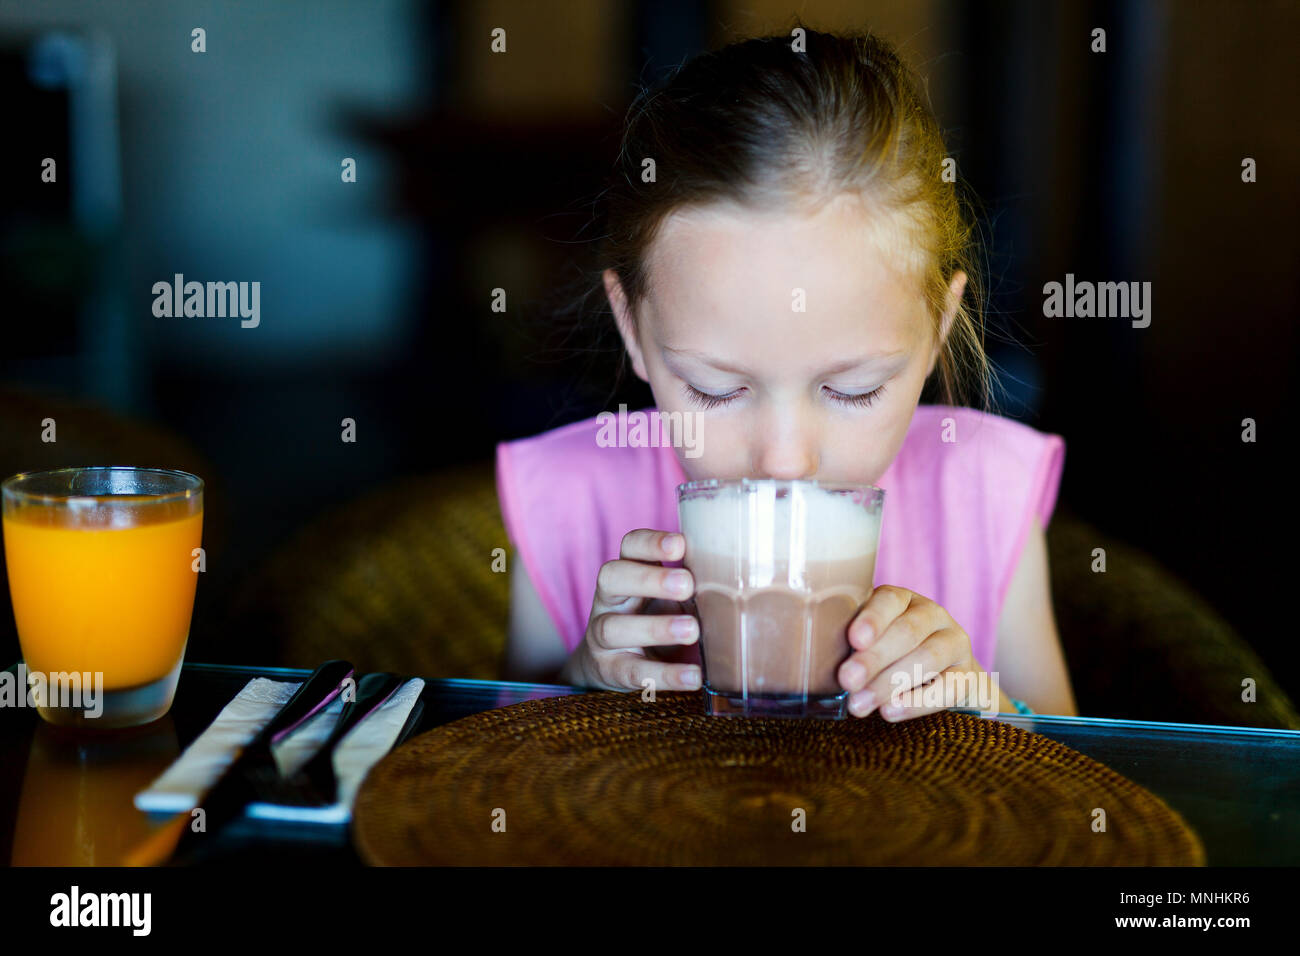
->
[2,467,203,728]
[677,478,884,719]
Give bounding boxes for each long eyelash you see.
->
[825,384,886,408]
[683,384,742,409]
[683,384,886,409]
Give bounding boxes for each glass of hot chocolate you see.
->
[676,478,884,719]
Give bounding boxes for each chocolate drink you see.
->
[679,484,881,700]
[688,551,876,696]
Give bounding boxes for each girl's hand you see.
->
[562,529,702,693]
[837,585,993,720]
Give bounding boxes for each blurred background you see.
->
[0,0,1296,719]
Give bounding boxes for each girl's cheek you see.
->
[692,441,747,480]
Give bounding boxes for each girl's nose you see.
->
[753,420,818,480]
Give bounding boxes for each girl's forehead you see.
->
[643,198,930,346]
[643,287,930,371]
[650,197,925,294]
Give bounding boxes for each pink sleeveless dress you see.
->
[495,405,1065,671]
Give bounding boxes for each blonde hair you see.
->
[598,22,998,411]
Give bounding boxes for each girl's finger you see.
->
[839,598,949,694]
[605,654,701,693]
[875,664,983,722]
[847,585,915,649]
[619,528,686,563]
[589,611,699,651]
[847,629,968,718]
[592,559,694,614]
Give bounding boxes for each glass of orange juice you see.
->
[2,467,203,729]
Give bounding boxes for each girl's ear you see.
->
[604,268,650,382]
[927,270,968,377]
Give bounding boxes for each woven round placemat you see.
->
[352,691,1205,866]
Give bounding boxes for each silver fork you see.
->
[263,672,409,807]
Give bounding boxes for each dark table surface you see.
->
[3,660,1298,866]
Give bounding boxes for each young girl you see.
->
[495,27,1079,719]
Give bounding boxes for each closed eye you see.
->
[683,383,887,409]
[824,384,886,408]
[682,383,744,409]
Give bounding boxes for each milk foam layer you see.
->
[679,484,880,561]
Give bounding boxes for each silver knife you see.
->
[144,659,356,865]
[273,671,409,806]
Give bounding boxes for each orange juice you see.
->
[3,497,202,690]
